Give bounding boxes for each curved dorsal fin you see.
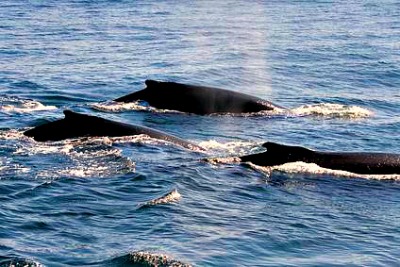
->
[145,79,161,88]
[262,142,314,154]
[63,110,88,120]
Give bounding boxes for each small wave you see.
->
[0,257,44,267]
[0,158,30,177]
[290,103,373,118]
[140,189,181,207]
[206,156,242,165]
[109,251,192,267]
[5,133,135,178]
[208,107,288,117]
[0,129,26,140]
[0,96,57,113]
[248,161,400,181]
[199,140,261,155]
[36,146,135,179]
[14,140,75,156]
[36,158,135,179]
[20,133,192,154]
[73,135,191,149]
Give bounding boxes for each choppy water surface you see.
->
[1,1,400,266]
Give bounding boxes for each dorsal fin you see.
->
[262,142,314,154]
[145,79,161,88]
[63,110,89,120]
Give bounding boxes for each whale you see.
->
[239,142,400,175]
[114,80,284,115]
[23,110,204,150]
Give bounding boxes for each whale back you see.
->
[240,141,400,174]
[115,80,280,114]
[23,110,204,150]
[240,142,315,166]
[24,110,138,141]
[313,151,400,174]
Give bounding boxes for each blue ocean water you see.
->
[1,0,400,266]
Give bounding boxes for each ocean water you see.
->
[1,0,400,266]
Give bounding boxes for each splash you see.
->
[140,188,182,207]
[0,258,44,267]
[290,103,373,118]
[206,156,242,165]
[3,132,136,178]
[35,148,135,179]
[127,251,192,267]
[248,161,400,181]
[199,140,260,155]
[20,132,197,153]
[209,107,287,117]
[0,96,56,113]
[0,158,30,177]
[0,129,26,140]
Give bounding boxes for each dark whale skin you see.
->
[24,110,204,151]
[115,80,284,115]
[240,142,400,175]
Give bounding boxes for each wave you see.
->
[0,96,57,113]
[0,129,203,179]
[140,189,181,207]
[0,158,30,176]
[91,101,183,114]
[199,140,261,155]
[0,129,26,140]
[206,156,242,165]
[91,101,372,119]
[289,103,373,118]
[0,130,136,178]
[108,251,192,267]
[3,128,198,154]
[35,146,135,179]
[248,161,400,181]
[0,257,43,267]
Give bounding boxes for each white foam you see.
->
[248,161,400,180]
[0,97,56,113]
[206,157,242,165]
[3,133,136,178]
[0,129,26,140]
[208,107,287,117]
[141,189,182,207]
[73,134,180,147]
[199,140,260,155]
[91,101,183,114]
[36,147,135,179]
[128,251,192,267]
[14,140,74,155]
[0,158,30,176]
[290,103,373,118]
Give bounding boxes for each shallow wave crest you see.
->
[140,188,181,207]
[108,251,192,267]
[290,103,373,118]
[0,96,56,113]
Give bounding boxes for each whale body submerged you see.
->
[24,110,203,150]
[239,142,400,175]
[115,80,284,115]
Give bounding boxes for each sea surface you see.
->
[1,1,400,266]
